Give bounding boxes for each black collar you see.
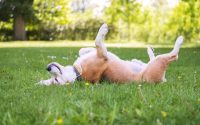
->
[73,66,82,81]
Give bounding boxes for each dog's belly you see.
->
[103,58,140,83]
[76,52,108,83]
[128,60,147,73]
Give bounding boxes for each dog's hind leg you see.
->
[141,36,184,83]
[95,23,108,59]
[159,36,183,82]
[169,36,184,60]
[163,36,184,62]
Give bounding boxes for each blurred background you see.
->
[0,0,199,43]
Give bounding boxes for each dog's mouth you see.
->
[55,77,59,83]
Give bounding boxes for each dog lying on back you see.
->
[39,24,109,85]
[39,24,184,85]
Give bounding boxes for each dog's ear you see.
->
[168,55,177,62]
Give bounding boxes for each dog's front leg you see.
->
[95,23,108,59]
[39,78,54,86]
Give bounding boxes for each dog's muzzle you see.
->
[46,64,62,74]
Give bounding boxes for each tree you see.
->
[33,0,70,40]
[182,0,200,42]
[0,0,34,40]
[167,0,200,42]
[104,0,142,41]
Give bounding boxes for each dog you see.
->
[39,24,109,85]
[39,24,184,85]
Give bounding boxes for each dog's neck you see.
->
[63,66,81,83]
[50,65,81,83]
[73,66,82,81]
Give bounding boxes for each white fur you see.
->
[130,59,147,73]
[95,23,108,43]
[95,23,108,59]
[79,48,95,56]
[170,36,184,55]
[39,62,77,85]
[147,46,155,60]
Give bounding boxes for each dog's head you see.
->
[46,62,64,76]
[46,62,77,83]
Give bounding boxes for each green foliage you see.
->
[0,20,13,41]
[104,0,142,41]
[104,0,200,43]
[0,0,34,40]
[28,0,113,40]
[0,46,200,124]
[34,0,70,25]
[166,0,200,42]
[28,0,70,40]
[0,0,34,21]
[0,0,200,43]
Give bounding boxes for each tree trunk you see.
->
[13,15,26,40]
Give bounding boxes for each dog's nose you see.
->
[46,66,51,71]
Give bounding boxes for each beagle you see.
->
[39,24,184,85]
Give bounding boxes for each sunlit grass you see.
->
[0,45,200,125]
[0,41,199,48]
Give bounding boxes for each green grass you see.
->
[0,46,200,125]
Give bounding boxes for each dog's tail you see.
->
[147,46,155,61]
[170,36,184,55]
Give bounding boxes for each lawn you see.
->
[0,45,200,125]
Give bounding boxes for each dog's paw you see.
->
[147,46,154,53]
[37,80,51,86]
[171,36,184,55]
[99,23,108,36]
[176,36,184,46]
[37,80,45,85]
[161,78,167,83]
[96,23,108,40]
